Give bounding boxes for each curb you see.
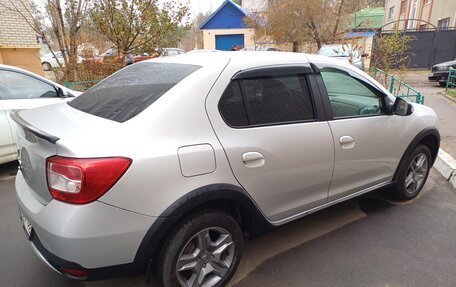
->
[434,148,456,190]
[437,91,456,104]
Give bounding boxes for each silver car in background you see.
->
[318,44,368,70]
[14,52,439,287]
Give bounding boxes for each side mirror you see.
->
[56,87,68,98]
[394,97,413,116]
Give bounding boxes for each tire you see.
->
[439,81,447,87]
[157,211,244,287]
[395,144,431,201]
[42,62,52,71]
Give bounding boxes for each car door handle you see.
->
[242,152,265,168]
[339,136,355,149]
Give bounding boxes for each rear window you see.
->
[69,62,201,122]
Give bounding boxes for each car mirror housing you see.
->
[394,97,413,116]
[56,87,69,98]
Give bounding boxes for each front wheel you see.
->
[395,145,431,201]
[158,211,244,287]
[42,62,52,71]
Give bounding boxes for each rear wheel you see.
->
[439,81,447,87]
[395,145,431,201]
[42,62,52,71]
[158,211,243,287]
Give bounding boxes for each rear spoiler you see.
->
[10,111,60,144]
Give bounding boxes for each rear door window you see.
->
[69,62,201,122]
[219,73,315,127]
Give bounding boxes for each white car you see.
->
[317,44,367,70]
[0,64,80,164]
[40,52,83,71]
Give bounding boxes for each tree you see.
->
[1,0,91,81]
[46,0,91,81]
[91,0,190,56]
[372,29,414,74]
[246,0,368,52]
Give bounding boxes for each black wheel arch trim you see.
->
[392,127,440,182]
[132,183,272,274]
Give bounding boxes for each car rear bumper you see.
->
[15,171,156,279]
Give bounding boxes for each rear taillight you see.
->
[46,156,132,204]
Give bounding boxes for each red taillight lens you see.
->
[46,156,132,204]
[61,268,88,279]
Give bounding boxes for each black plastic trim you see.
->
[132,184,273,274]
[30,230,134,281]
[392,127,440,182]
[307,73,328,121]
[10,111,60,144]
[232,64,312,80]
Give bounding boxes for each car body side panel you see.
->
[94,57,243,216]
[205,59,335,222]
[16,172,155,269]
[0,102,15,164]
[327,115,404,200]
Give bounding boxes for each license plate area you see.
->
[20,211,33,241]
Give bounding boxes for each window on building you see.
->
[400,0,407,14]
[438,18,451,30]
[419,24,427,31]
[424,0,431,5]
[407,0,419,30]
[388,6,395,20]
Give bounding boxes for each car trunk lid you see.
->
[11,102,121,205]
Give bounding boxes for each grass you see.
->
[445,89,456,99]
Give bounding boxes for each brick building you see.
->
[383,0,456,30]
[0,0,43,75]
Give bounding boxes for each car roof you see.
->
[145,51,310,67]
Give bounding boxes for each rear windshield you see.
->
[69,62,201,122]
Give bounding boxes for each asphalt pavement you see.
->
[1,160,455,287]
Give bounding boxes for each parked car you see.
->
[161,48,185,56]
[133,52,158,63]
[0,64,79,165]
[41,52,83,71]
[186,49,220,54]
[428,59,456,87]
[317,44,368,70]
[241,46,281,51]
[14,52,439,287]
[126,49,185,65]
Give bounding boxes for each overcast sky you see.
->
[186,0,224,18]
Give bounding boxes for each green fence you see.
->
[64,80,101,92]
[446,68,456,90]
[371,67,424,104]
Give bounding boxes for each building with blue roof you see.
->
[199,0,255,50]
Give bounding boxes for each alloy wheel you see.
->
[404,153,428,196]
[176,227,235,287]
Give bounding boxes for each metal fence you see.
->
[447,68,456,90]
[65,80,100,92]
[371,67,424,104]
[373,29,456,69]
